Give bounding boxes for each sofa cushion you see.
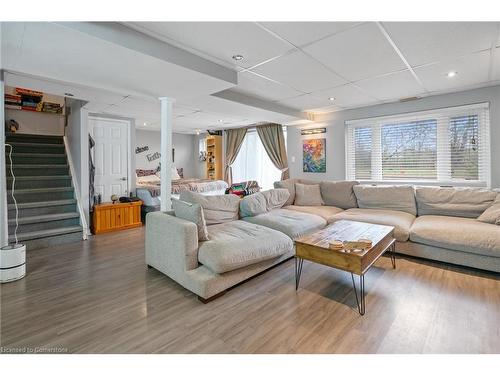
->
[242,208,327,240]
[329,208,416,242]
[284,205,344,223]
[273,179,297,206]
[415,187,497,218]
[294,183,323,206]
[353,185,417,215]
[179,190,240,225]
[172,198,209,241]
[410,215,500,257]
[198,220,293,273]
[240,189,290,218]
[261,189,290,210]
[320,180,359,209]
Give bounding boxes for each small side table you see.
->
[92,201,143,234]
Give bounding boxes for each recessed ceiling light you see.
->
[143,122,147,126]
[447,71,457,78]
[218,119,224,123]
[232,54,244,61]
[196,129,201,135]
[328,97,335,101]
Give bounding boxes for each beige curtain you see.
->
[256,123,289,180]
[224,128,247,185]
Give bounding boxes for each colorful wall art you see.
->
[303,138,326,173]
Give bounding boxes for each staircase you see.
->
[5,133,83,250]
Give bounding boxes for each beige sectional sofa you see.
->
[276,179,500,273]
[145,179,500,302]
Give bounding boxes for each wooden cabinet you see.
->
[206,135,223,180]
[92,201,142,234]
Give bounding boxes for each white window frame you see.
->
[345,102,491,188]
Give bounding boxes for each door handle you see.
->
[119,177,127,181]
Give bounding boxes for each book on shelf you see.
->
[21,106,39,112]
[5,104,22,110]
[15,87,43,97]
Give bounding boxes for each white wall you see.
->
[4,109,65,135]
[135,129,198,178]
[287,85,500,188]
[65,99,89,231]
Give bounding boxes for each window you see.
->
[231,128,286,190]
[345,103,490,187]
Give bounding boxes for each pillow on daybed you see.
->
[179,190,240,225]
[294,183,323,206]
[172,198,209,241]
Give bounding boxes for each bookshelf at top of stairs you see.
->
[5,132,83,250]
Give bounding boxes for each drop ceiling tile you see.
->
[259,22,363,47]
[303,22,406,82]
[383,22,499,67]
[314,84,379,108]
[276,94,329,111]
[251,50,347,93]
[355,70,426,101]
[414,50,491,92]
[131,22,294,69]
[233,71,303,101]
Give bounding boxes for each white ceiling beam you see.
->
[56,22,238,85]
[211,89,310,121]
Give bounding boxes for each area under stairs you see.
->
[5,133,83,250]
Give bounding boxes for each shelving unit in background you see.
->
[205,135,223,180]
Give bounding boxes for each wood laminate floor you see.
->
[1,227,499,354]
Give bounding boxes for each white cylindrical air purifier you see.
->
[0,243,26,283]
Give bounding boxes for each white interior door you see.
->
[90,117,129,202]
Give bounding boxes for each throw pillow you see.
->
[294,183,323,206]
[240,189,291,217]
[477,195,500,225]
[261,188,290,210]
[179,190,240,225]
[273,179,296,206]
[171,198,209,241]
[240,192,268,218]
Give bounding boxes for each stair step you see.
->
[8,213,80,234]
[9,226,83,250]
[8,199,78,217]
[10,226,82,241]
[7,164,69,176]
[5,133,64,144]
[6,142,65,154]
[5,153,67,165]
[9,212,80,225]
[6,175,72,189]
[7,187,74,203]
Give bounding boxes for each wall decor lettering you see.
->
[135,145,149,154]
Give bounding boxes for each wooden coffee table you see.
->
[294,220,396,315]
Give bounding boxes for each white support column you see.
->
[159,97,175,212]
[0,69,8,246]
